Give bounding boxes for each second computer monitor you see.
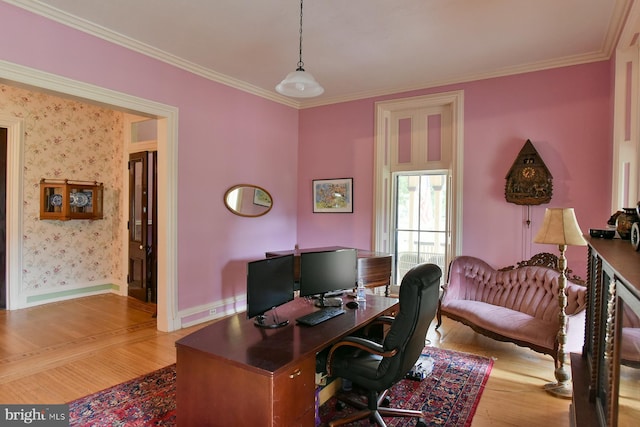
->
[298,248,358,299]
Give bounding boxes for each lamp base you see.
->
[543,381,572,399]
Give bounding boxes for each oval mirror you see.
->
[224,184,273,217]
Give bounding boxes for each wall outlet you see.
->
[209,308,216,316]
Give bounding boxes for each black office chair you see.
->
[326,263,441,427]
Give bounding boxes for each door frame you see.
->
[0,60,179,332]
[0,114,23,314]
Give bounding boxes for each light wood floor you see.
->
[0,294,571,426]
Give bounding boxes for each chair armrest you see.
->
[360,315,394,336]
[362,316,395,336]
[374,315,395,325]
[326,336,398,376]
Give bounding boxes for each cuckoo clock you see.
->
[505,139,553,205]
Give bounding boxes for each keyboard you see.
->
[296,307,346,326]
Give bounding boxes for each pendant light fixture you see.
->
[275,0,324,98]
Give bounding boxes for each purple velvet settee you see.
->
[437,254,587,367]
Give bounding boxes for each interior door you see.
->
[128,151,157,303]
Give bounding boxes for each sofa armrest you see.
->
[565,308,586,353]
[565,280,587,316]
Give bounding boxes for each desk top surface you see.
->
[175,294,398,374]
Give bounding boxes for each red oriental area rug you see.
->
[68,346,492,426]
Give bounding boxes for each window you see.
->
[373,92,464,285]
[394,172,448,284]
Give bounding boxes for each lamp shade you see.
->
[533,208,587,246]
[275,70,324,98]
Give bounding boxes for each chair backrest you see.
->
[378,263,441,385]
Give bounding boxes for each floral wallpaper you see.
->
[0,83,123,293]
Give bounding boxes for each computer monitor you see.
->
[246,254,295,328]
[298,248,358,307]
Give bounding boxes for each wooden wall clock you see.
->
[505,139,553,205]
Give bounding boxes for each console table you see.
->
[175,294,398,426]
[571,237,640,426]
[265,246,393,296]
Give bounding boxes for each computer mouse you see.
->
[346,301,359,309]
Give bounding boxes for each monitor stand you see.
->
[324,290,344,298]
[254,308,289,329]
[315,296,343,308]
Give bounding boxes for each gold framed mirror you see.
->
[224,184,273,217]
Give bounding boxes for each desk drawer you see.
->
[274,355,316,426]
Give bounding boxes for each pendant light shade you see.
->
[276,69,324,98]
[275,0,324,98]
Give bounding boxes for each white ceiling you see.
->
[6,0,633,108]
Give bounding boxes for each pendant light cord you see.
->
[297,0,305,71]
[275,0,324,97]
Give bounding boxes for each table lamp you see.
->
[533,207,587,398]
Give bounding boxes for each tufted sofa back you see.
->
[444,256,587,322]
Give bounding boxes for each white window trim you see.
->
[373,91,464,282]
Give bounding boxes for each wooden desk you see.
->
[266,246,393,296]
[175,294,398,426]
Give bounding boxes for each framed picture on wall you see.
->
[312,178,353,213]
[253,188,272,207]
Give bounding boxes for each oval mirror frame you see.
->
[224,184,273,218]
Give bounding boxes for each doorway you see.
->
[128,151,158,303]
[1,60,179,331]
[1,127,6,309]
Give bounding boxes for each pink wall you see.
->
[0,3,299,311]
[298,62,613,276]
[297,99,377,250]
[0,2,614,309]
